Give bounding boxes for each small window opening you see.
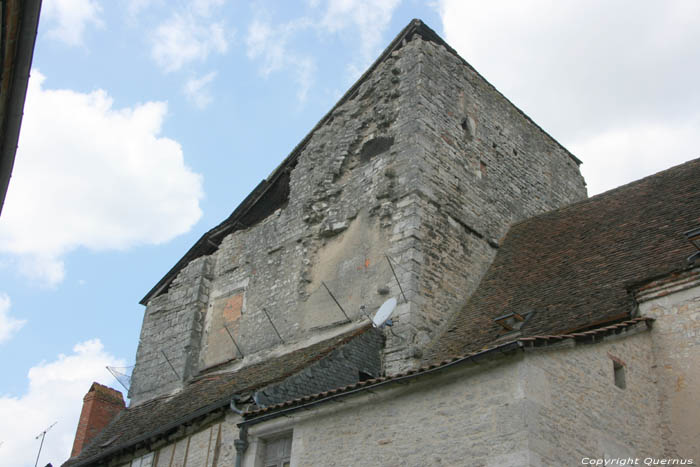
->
[264,433,292,467]
[478,160,487,179]
[130,453,154,467]
[613,361,626,389]
[494,311,533,334]
[461,115,475,141]
[359,371,373,382]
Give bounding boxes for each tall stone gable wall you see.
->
[129,31,587,404]
[383,36,586,370]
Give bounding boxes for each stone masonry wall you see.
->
[242,330,662,467]
[131,28,587,403]
[199,40,420,373]
[522,330,663,465]
[382,36,587,371]
[132,40,419,402]
[637,271,700,461]
[130,257,213,404]
[247,356,532,467]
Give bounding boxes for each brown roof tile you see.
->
[64,325,370,466]
[426,158,700,362]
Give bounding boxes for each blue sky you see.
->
[1,1,699,465]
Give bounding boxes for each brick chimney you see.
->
[70,382,125,457]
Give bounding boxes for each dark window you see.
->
[613,360,626,389]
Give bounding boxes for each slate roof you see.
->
[64,325,371,467]
[426,158,700,362]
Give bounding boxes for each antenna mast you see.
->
[34,421,57,467]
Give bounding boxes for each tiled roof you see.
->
[64,325,371,466]
[243,317,653,419]
[426,158,700,362]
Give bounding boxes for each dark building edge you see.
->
[0,0,42,215]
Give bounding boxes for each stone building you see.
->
[64,20,700,467]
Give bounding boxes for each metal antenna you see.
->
[262,308,284,343]
[34,422,57,467]
[161,350,180,379]
[106,365,133,392]
[223,324,245,357]
[385,255,408,303]
[321,281,351,323]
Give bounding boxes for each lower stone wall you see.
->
[638,272,700,461]
[246,356,531,467]
[242,327,670,467]
[522,330,662,465]
[113,322,686,467]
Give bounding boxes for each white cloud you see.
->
[0,71,203,286]
[42,0,103,46]
[246,1,401,101]
[320,0,401,61]
[127,0,225,18]
[192,0,226,17]
[246,19,309,75]
[246,18,316,102]
[0,340,125,467]
[0,294,26,344]
[183,71,217,109]
[151,5,230,72]
[572,118,700,195]
[438,0,700,195]
[126,0,160,16]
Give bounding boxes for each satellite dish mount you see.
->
[372,297,397,328]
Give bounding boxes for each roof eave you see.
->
[0,0,42,216]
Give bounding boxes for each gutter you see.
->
[0,0,42,215]
[230,399,248,467]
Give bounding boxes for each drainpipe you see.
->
[231,399,249,467]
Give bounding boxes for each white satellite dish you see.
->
[372,297,397,328]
